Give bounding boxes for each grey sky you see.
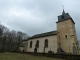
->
[0,0,80,40]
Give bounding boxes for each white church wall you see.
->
[27,35,58,53]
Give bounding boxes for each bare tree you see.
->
[0,23,29,52]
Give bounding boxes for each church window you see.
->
[30,41,32,48]
[65,35,67,38]
[36,40,39,48]
[59,36,60,39]
[44,39,48,48]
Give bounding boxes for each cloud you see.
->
[0,0,80,41]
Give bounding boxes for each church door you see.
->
[34,48,37,53]
[73,46,77,54]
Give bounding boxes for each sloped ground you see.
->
[0,52,64,60]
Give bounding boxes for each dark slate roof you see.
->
[56,17,75,24]
[28,30,57,40]
[19,43,25,47]
[56,9,75,24]
[22,39,28,42]
[19,45,24,47]
[62,9,65,15]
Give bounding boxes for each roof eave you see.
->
[56,18,75,24]
[28,33,57,40]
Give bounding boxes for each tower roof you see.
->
[62,9,65,15]
[56,10,75,24]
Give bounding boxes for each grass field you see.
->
[0,52,64,60]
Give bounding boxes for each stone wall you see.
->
[57,19,79,54]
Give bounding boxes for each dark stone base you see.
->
[48,51,53,54]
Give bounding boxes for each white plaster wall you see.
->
[27,35,58,53]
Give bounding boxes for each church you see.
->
[19,10,79,54]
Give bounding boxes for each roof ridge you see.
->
[32,30,57,36]
[28,30,58,39]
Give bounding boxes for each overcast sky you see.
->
[0,0,80,41]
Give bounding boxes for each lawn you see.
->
[0,52,64,60]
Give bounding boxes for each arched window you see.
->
[36,40,39,48]
[44,39,48,48]
[30,41,32,48]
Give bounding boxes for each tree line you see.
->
[0,23,29,52]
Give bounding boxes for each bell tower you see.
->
[56,9,79,54]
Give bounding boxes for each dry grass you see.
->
[0,52,63,60]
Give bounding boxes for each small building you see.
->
[19,43,24,52]
[19,40,28,52]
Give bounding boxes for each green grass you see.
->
[0,52,64,60]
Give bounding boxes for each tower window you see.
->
[59,36,60,39]
[73,43,74,45]
[62,16,64,19]
[65,35,67,38]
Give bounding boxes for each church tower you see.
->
[56,9,79,54]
